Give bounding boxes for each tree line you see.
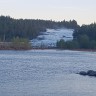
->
[0,16,79,41]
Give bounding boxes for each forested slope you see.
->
[0,16,79,41]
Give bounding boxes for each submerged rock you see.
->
[79,70,96,77]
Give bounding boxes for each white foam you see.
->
[31,28,74,48]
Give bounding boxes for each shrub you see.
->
[12,37,31,50]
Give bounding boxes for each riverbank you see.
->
[0,42,96,52]
[0,42,32,50]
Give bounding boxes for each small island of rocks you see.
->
[79,70,96,77]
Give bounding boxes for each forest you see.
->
[0,16,79,41]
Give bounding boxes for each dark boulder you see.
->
[87,70,96,76]
[79,71,87,76]
[79,70,96,77]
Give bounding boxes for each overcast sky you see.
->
[0,0,96,25]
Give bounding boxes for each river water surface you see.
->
[0,50,96,96]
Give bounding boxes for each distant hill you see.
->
[0,16,79,41]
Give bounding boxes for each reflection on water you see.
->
[0,50,96,96]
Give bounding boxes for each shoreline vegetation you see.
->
[0,43,96,52]
[0,40,96,52]
[0,37,32,50]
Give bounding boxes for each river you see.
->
[0,50,96,96]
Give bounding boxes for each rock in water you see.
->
[79,70,96,77]
[79,71,87,76]
[87,70,96,76]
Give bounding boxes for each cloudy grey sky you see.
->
[0,0,96,25]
